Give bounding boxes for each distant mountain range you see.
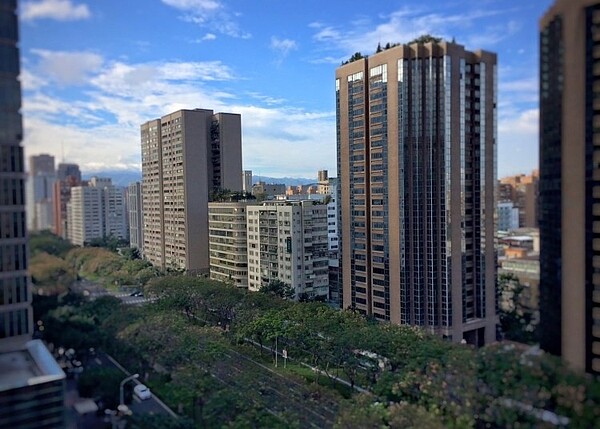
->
[84,170,315,188]
[253,176,316,187]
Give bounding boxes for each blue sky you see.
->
[19,0,549,179]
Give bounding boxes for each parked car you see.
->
[133,384,152,400]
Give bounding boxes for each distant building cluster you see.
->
[498,170,539,231]
[26,155,128,246]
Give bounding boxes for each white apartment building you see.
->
[67,186,104,246]
[208,202,249,287]
[326,178,339,252]
[104,184,128,239]
[67,178,128,246]
[246,201,329,299]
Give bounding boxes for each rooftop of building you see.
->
[0,340,65,392]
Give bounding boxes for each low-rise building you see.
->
[252,182,286,199]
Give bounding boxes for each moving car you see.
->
[133,384,152,400]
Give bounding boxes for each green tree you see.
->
[497,273,538,343]
[77,367,128,409]
[408,34,443,44]
[29,230,74,257]
[126,414,195,429]
[259,279,294,300]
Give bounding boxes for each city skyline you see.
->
[20,0,548,178]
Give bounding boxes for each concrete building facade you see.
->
[499,170,539,228]
[336,40,497,345]
[26,154,55,232]
[208,202,249,287]
[539,0,600,374]
[243,170,253,193]
[67,186,103,246]
[0,2,65,427]
[252,181,286,199]
[52,163,81,238]
[498,201,520,232]
[141,109,242,273]
[246,201,329,299]
[67,178,128,246]
[128,182,143,251]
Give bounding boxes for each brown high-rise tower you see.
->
[141,109,243,273]
[336,40,497,345]
[539,0,600,374]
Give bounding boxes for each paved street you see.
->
[65,351,177,429]
[72,279,155,305]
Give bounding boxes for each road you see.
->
[65,351,176,429]
[72,279,155,306]
[87,351,176,418]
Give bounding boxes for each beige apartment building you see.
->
[141,109,242,273]
[539,0,600,374]
[246,201,329,299]
[336,39,497,345]
[208,202,249,287]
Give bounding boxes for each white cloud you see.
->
[233,105,336,177]
[498,109,539,177]
[31,49,103,85]
[270,37,298,65]
[202,33,217,41]
[21,51,338,177]
[271,37,298,55]
[162,0,250,38]
[162,0,221,12]
[21,0,91,22]
[19,68,48,91]
[309,7,515,62]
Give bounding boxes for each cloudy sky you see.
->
[19,0,549,179]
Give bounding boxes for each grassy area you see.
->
[235,341,354,399]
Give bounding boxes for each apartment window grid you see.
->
[586,4,600,373]
[369,63,390,320]
[477,61,487,319]
[347,71,368,311]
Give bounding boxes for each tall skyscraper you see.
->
[26,154,55,231]
[336,39,497,345]
[0,1,65,426]
[141,109,242,273]
[539,0,600,374]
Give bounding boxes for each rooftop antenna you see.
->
[61,141,65,163]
